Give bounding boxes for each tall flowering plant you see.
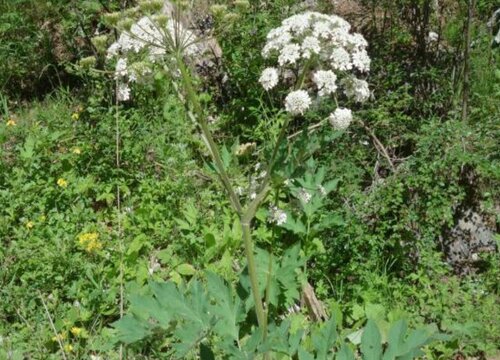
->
[106,7,370,333]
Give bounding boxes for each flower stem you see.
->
[175,57,243,215]
[242,221,267,331]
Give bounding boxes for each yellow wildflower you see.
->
[72,147,81,155]
[6,119,16,126]
[52,333,66,342]
[26,221,34,229]
[63,344,73,353]
[57,178,68,188]
[71,112,80,121]
[78,232,103,252]
[70,327,83,337]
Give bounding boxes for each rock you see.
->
[442,208,497,274]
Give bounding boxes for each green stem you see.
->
[242,222,267,331]
[176,57,243,215]
[244,116,291,223]
[174,56,266,331]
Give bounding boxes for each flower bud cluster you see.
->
[106,10,204,101]
[259,12,371,129]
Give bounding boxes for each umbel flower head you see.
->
[259,11,371,126]
[259,67,279,90]
[329,107,352,130]
[106,13,205,102]
[285,90,311,115]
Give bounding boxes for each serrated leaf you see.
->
[323,179,339,193]
[281,214,307,235]
[129,293,172,329]
[361,319,382,360]
[206,272,241,341]
[112,314,151,344]
[313,317,337,360]
[150,281,195,321]
[172,322,206,359]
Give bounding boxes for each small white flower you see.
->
[283,13,311,35]
[344,78,370,102]
[352,49,371,72]
[329,107,352,130]
[148,45,167,62]
[278,43,301,66]
[107,42,121,59]
[427,31,439,42]
[298,188,312,203]
[259,67,279,90]
[313,70,337,96]
[331,47,352,71]
[128,70,137,83]
[262,32,292,58]
[114,58,128,79]
[117,82,131,102]
[318,185,327,196]
[285,90,311,115]
[348,33,368,49]
[269,206,287,226]
[331,28,351,47]
[301,36,321,58]
[312,21,333,39]
[148,258,161,275]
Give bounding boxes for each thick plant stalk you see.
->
[176,57,243,215]
[175,56,267,329]
[241,221,267,330]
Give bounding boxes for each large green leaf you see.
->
[129,293,172,328]
[112,314,151,344]
[336,344,355,360]
[206,272,242,341]
[361,319,382,360]
[383,319,408,360]
[150,281,197,322]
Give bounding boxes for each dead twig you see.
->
[357,119,396,172]
[39,292,68,360]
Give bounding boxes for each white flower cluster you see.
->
[107,15,201,101]
[285,90,312,115]
[298,188,312,204]
[329,107,352,130]
[259,67,279,90]
[259,11,371,127]
[107,16,199,61]
[268,206,287,226]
